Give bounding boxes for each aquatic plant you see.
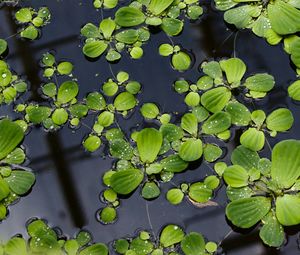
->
[221,139,300,247]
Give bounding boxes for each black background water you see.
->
[0,0,300,254]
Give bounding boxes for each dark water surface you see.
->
[0,0,300,254]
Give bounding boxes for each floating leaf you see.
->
[231,145,260,170]
[179,139,203,162]
[57,81,79,104]
[161,18,183,36]
[99,207,117,224]
[271,140,300,189]
[52,108,68,125]
[259,213,285,247]
[288,80,300,101]
[0,177,9,201]
[172,51,191,72]
[57,62,73,75]
[115,7,145,27]
[0,119,24,160]
[220,58,246,85]
[5,170,35,195]
[268,1,300,35]
[115,29,139,44]
[141,182,160,200]
[203,144,222,162]
[26,105,52,124]
[166,188,184,205]
[130,237,153,255]
[159,43,174,56]
[0,39,7,55]
[223,165,249,188]
[148,0,174,15]
[160,124,184,142]
[140,103,159,119]
[188,182,212,203]
[181,232,205,255]
[20,25,39,40]
[202,112,231,135]
[100,18,116,39]
[276,194,300,226]
[226,197,271,228]
[244,73,275,93]
[79,244,108,255]
[161,155,188,173]
[83,136,101,152]
[240,128,265,151]
[81,23,100,38]
[83,41,108,58]
[225,101,251,126]
[110,139,133,160]
[114,92,137,111]
[4,237,27,255]
[110,168,143,195]
[160,225,185,248]
[181,113,198,136]
[137,128,163,163]
[15,8,32,23]
[266,108,294,132]
[201,87,231,113]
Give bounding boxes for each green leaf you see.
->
[161,18,183,36]
[160,225,185,247]
[98,111,114,127]
[57,81,79,104]
[220,58,246,85]
[159,43,174,56]
[184,92,200,107]
[4,237,27,255]
[201,87,231,113]
[140,103,160,119]
[148,0,174,15]
[160,123,184,142]
[3,148,25,164]
[114,92,137,111]
[214,0,238,11]
[203,144,222,162]
[244,73,275,92]
[268,1,300,35]
[201,61,222,80]
[130,237,154,255]
[187,5,203,20]
[0,39,7,55]
[226,186,254,201]
[288,80,300,101]
[100,18,116,39]
[0,177,10,201]
[276,194,300,226]
[181,232,205,255]
[115,29,139,44]
[240,128,265,151]
[42,83,57,97]
[225,101,251,126]
[109,139,133,160]
[202,112,231,135]
[137,128,163,163]
[226,197,271,228]
[266,108,294,132]
[179,139,203,162]
[26,105,52,124]
[166,188,184,205]
[99,207,117,224]
[5,170,35,195]
[231,145,260,170]
[79,244,109,255]
[83,41,108,58]
[69,104,88,118]
[115,7,146,27]
[223,165,249,188]
[259,212,285,247]
[51,108,68,125]
[20,25,39,40]
[57,62,73,75]
[81,23,101,38]
[161,155,188,173]
[181,113,198,136]
[83,136,101,152]
[15,8,32,23]
[188,182,212,203]
[110,168,143,195]
[0,119,24,160]
[271,140,300,189]
[171,51,191,72]
[141,182,160,200]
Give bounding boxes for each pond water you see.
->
[0,0,300,254]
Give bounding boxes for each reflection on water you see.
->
[0,0,300,254]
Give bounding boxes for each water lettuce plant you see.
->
[0,218,108,255]
[0,41,27,104]
[284,35,300,75]
[82,0,203,61]
[15,7,51,40]
[93,0,119,9]
[221,139,300,247]
[214,0,300,46]
[0,118,35,221]
[113,224,218,255]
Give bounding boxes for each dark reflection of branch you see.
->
[47,132,86,227]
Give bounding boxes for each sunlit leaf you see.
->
[160,225,185,247]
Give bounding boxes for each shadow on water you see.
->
[0,0,300,254]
